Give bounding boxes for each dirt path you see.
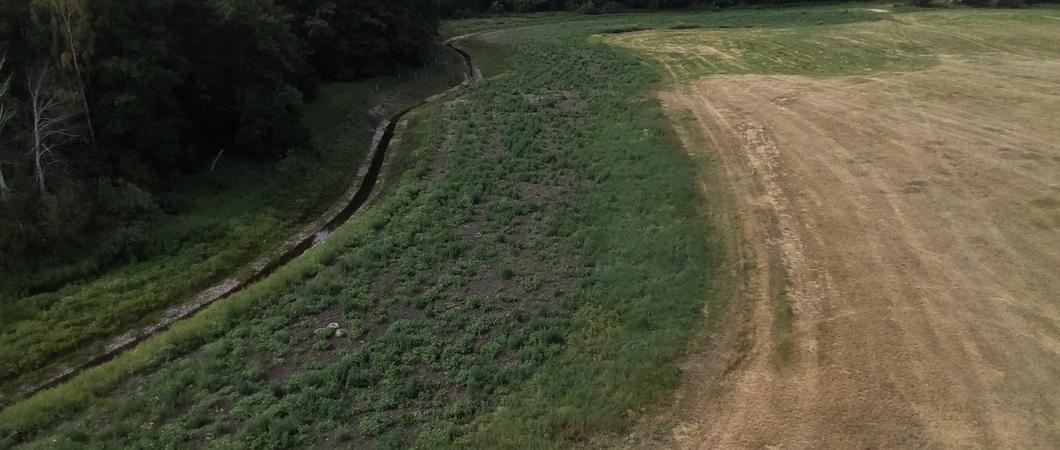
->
[656,56,1060,448]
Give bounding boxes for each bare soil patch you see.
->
[658,56,1060,449]
[266,307,354,381]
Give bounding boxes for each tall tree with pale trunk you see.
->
[35,0,94,146]
[0,55,15,199]
[26,63,79,194]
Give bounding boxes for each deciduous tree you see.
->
[26,63,79,194]
[0,55,15,199]
[35,0,95,145]
[285,0,440,80]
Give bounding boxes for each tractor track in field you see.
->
[656,55,1060,449]
[10,38,482,405]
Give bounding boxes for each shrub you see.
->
[93,180,161,260]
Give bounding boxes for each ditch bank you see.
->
[12,38,481,404]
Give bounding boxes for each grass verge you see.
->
[0,45,466,401]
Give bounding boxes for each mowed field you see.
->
[612,7,1060,449]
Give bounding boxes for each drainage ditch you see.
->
[13,38,481,403]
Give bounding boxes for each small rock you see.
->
[326,322,340,329]
[335,329,346,338]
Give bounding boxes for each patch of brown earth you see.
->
[656,56,1060,449]
[511,213,538,248]
[515,181,550,204]
[265,307,355,381]
[522,90,581,115]
[459,205,488,245]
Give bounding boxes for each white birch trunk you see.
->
[59,8,94,145]
[27,64,78,194]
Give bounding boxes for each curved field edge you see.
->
[603,5,1060,448]
[1,18,717,450]
[604,6,1060,81]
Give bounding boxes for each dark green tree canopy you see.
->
[285,0,441,80]
[0,0,441,273]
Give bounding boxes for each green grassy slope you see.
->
[2,10,722,448]
[0,46,466,401]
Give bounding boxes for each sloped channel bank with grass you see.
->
[0,44,468,403]
[7,40,483,406]
[2,11,733,448]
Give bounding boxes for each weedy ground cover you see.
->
[0,46,465,401]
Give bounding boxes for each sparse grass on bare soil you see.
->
[609,7,1060,80]
[626,6,1060,449]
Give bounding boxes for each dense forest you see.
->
[0,0,440,283]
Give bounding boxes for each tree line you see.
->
[0,0,439,272]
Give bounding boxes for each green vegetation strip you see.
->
[2,14,718,447]
[0,46,466,400]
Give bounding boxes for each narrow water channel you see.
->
[15,39,480,402]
